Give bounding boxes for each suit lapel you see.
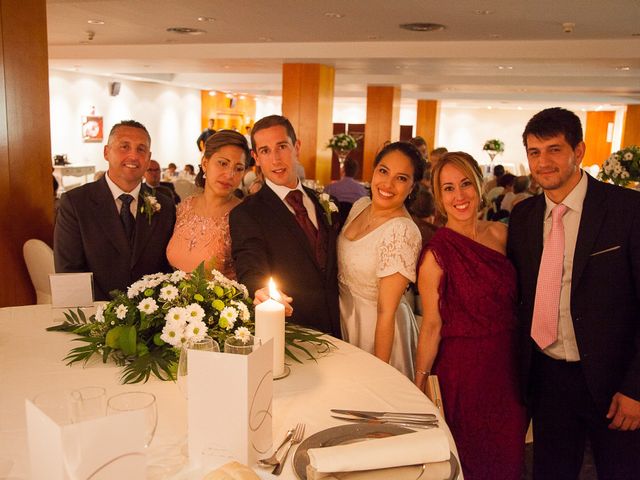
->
[132,184,159,267]
[92,177,131,257]
[571,176,606,296]
[530,194,546,268]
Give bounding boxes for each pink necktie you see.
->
[531,203,568,350]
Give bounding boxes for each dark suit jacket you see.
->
[508,174,640,410]
[54,176,176,300]
[229,184,342,338]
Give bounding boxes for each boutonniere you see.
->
[318,192,338,225]
[140,191,161,224]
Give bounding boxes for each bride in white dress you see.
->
[337,142,424,378]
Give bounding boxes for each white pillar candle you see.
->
[255,279,285,377]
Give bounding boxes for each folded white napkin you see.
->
[306,462,452,480]
[307,429,450,473]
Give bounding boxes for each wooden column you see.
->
[362,86,400,180]
[622,105,640,147]
[416,100,439,153]
[282,64,335,185]
[583,111,615,166]
[0,0,53,307]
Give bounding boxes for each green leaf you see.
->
[194,293,204,302]
[153,332,164,346]
[119,325,137,355]
[105,326,123,348]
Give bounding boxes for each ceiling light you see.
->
[225,93,234,98]
[239,95,246,100]
[400,23,446,32]
[197,16,215,22]
[166,27,207,35]
[562,22,575,34]
[87,19,104,25]
[324,12,345,19]
[258,36,273,42]
[474,10,493,15]
[489,34,501,39]
[517,106,523,111]
[367,35,380,40]
[497,65,513,70]
[616,65,631,71]
[208,90,217,96]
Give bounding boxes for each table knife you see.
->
[331,409,437,420]
[331,415,438,429]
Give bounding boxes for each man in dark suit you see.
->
[229,115,341,338]
[508,107,640,479]
[54,120,176,300]
[144,159,181,204]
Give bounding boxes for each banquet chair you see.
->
[173,178,201,200]
[22,238,55,304]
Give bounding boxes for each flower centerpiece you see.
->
[327,133,358,168]
[48,263,334,383]
[598,145,640,188]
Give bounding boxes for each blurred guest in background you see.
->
[409,136,429,162]
[429,147,448,168]
[324,157,368,223]
[162,162,179,182]
[196,118,216,152]
[506,175,531,211]
[409,185,438,247]
[144,159,180,204]
[166,130,249,278]
[483,163,505,194]
[182,164,196,182]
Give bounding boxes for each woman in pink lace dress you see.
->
[166,130,249,278]
[414,152,526,480]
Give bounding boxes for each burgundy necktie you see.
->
[531,203,568,349]
[285,189,318,255]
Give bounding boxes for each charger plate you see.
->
[293,424,459,480]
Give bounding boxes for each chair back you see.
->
[173,179,201,200]
[22,239,55,304]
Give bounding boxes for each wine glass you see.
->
[177,335,220,397]
[224,334,261,355]
[69,386,107,423]
[107,392,157,448]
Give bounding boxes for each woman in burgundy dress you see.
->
[414,152,526,480]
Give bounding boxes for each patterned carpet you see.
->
[523,441,597,479]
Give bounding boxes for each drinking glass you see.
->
[107,392,157,447]
[69,386,106,423]
[177,336,220,397]
[32,389,73,425]
[224,334,261,355]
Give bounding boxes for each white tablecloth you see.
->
[0,305,459,479]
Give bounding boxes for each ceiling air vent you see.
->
[399,23,446,32]
[166,27,207,35]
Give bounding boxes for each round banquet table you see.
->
[0,304,461,479]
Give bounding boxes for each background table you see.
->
[0,305,460,479]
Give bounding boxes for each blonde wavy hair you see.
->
[431,151,485,218]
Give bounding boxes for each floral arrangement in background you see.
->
[598,145,640,187]
[49,264,335,383]
[327,133,358,151]
[483,139,505,153]
[140,192,161,224]
[318,192,339,225]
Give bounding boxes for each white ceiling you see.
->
[46,0,640,105]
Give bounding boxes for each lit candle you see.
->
[255,278,286,377]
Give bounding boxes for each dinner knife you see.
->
[331,415,438,429]
[331,409,437,420]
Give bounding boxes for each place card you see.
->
[187,339,273,466]
[25,399,146,480]
[49,272,94,308]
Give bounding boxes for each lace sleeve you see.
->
[376,218,422,282]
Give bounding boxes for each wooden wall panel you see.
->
[282,63,335,185]
[416,100,439,153]
[200,90,256,132]
[622,105,640,147]
[583,111,615,166]
[362,86,400,180]
[0,0,53,306]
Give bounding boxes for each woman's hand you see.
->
[254,287,293,316]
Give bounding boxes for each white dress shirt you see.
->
[105,172,141,218]
[265,178,319,229]
[539,170,588,361]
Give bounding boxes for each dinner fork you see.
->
[258,427,294,466]
[272,422,305,475]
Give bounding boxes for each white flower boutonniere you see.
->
[318,192,338,225]
[140,192,161,224]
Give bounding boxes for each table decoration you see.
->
[482,138,505,172]
[598,145,640,188]
[327,133,358,169]
[255,278,286,377]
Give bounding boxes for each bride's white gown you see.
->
[337,197,422,378]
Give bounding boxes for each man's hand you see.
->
[606,392,640,431]
[253,287,293,317]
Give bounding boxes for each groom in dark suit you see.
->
[508,107,640,479]
[230,115,341,338]
[54,120,176,300]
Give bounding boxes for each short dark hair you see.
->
[343,157,359,177]
[522,107,583,149]
[373,141,425,207]
[108,120,151,146]
[513,175,530,194]
[409,136,428,148]
[250,115,297,151]
[409,185,435,218]
[493,164,505,177]
[196,129,250,188]
[498,173,516,188]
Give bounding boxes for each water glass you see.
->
[32,389,73,425]
[224,334,261,355]
[177,336,220,397]
[107,392,157,447]
[69,386,106,423]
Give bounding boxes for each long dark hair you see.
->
[195,130,250,188]
[373,141,425,206]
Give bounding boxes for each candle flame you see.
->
[268,278,281,301]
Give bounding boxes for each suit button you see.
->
[574,317,580,322]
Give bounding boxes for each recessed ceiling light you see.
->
[474,10,494,15]
[367,35,380,40]
[87,19,104,25]
[487,106,493,110]
[497,65,514,70]
[517,106,523,110]
[399,23,446,32]
[489,34,501,39]
[258,36,273,42]
[208,90,217,96]
[197,16,215,22]
[239,95,246,100]
[324,12,345,19]
[166,27,207,35]
[616,65,631,71]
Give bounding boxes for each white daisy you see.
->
[185,320,207,341]
[137,298,158,314]
[115,304,128,320]
[160,321,184,347]
[185,303,205,323]
[623,152,634,161]
[165,306,187,326]
[235,326,252,344]
[159,285,179,301]
[170,270,187,283]
[232,301,251,322]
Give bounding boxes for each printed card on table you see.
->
[188,339,273,467]
[25,400,146,480]
[49,272,94,308]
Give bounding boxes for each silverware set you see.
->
[259,422,305,475]
[330,409,439,429]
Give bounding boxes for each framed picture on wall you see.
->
[82,115,103,142]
